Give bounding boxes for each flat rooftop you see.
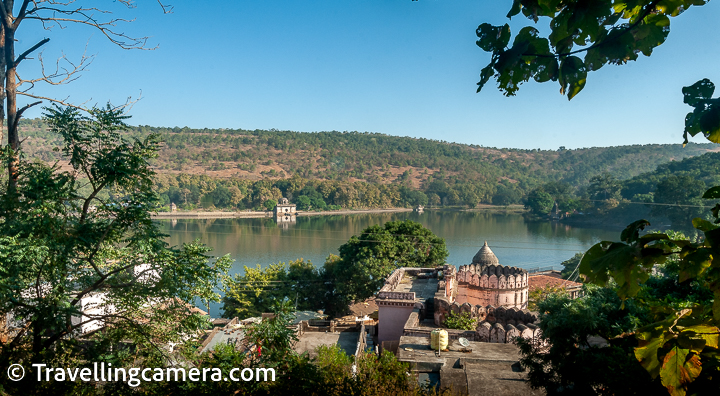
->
[377,268,440,304]
[294,331,359,358]
[397,336,542,396]
[393,276,439,302]
[397,336,521,367]
[200,328,245,353]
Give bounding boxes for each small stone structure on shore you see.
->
[274,197,296,223]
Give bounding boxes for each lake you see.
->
[156,210,619,276]
[156,210,621,317]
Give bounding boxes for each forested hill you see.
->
[20,118,717,186]
[16,118,720,210]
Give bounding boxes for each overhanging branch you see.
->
[14,38,50,67]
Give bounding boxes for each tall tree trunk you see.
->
[4,23,15,192]
[0,21,5,173]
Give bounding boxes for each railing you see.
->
[526,266,555,273]
[377,291,415,300]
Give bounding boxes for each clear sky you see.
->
[16,0,720,150]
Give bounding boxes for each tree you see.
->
[492,184,522,205]
[651,175,707,229]
[264,198,278,211]
[297,195,313,210]
[210,185,233,208]
[244,299,300,366]
[476,2,720,394]
[525,188,554,215]
[517,286,664,395]
[329,220,448,304]
[222,259,326,319]
[475,0,708,101]
[560,252,583,280]
[0,0,169,193]
[578,220,720,395]
[587,172,622,203]
[443,311,476,331]
[0,107,231,393]
[527,284,567,311]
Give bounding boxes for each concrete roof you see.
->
[397,336,543,396]
[200,327,245,353]
[294,331,359,358]
[393,276,439,302]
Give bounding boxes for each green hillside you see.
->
[16,118,720,211]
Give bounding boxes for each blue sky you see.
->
[16,0,720,150]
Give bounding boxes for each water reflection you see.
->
[156,210,618,277]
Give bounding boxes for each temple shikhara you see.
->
[455,241,529,309]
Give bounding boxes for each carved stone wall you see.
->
[433,298,538,327]
[454,264,529,309]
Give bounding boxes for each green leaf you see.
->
[533,57,559,83]
[635,334,667,378]
[699,106,720,143]
[633,13,670,57]
[659,346,702,396]
[683,78,715,106]
[704,227,720,248]
[679,324,720,351]
[579,242,613,285]
[678,249,712,282]
[692,217,717,232]
[476,23,511,52]
[621,219,650,244]
[702,186,720,199]
[477,64,495,93]
[506,0,522,18]
[559,56,587,100]
[584,44,607,71]
[637,233,669,247]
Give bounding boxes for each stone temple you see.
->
[375,242,533,346]
[374,242,541,394]
[455,241,529,309]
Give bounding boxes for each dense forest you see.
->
[525,151,720,230]
[16,118,720,212]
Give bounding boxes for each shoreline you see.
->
[151,207,414,219]
[151,205,526,220]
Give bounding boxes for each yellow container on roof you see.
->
[430,329,448,351]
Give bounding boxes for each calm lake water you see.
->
[156,210,620,317]
[156,210,619,276]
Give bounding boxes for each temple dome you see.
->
[472,241,499,266]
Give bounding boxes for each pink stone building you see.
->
[375,242,534,347]
[454,242,529,309]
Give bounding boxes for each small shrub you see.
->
[443,311,476,331]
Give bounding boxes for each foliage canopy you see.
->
[330,220,448,303]
[0,106,232,393]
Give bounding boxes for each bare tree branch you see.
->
[17,91,88,110]
[13,100,41,131]
[17,45,94,89]
[13,0,31,29]
[14,37,49,67]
